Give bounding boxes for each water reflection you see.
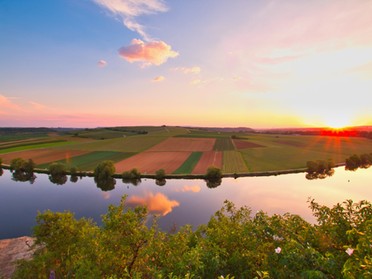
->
[49,173,68,185]
[1,167,372,239]
[155,178,166,186]
[127,192,180,216]
[12,171,36,184]
[95,177,116,191]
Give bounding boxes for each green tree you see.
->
[9,158,36,182]
[94,160,115,181]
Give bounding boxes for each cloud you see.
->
[118,39,178,66]
[173,66,201,74]
[152,75,165,82]
[127,192,180,216]
[94,0,168,41]
[176,185,201,193]
[0,95,22,114]
[97,59,108,67]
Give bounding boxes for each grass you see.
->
[213,138,235,151]
[0,133,49,143]
[223,151,249,173]
[38,151,134,170]
[173,152,203,174]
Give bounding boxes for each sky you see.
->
[1,0,372,128]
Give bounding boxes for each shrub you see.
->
[155,169,166,180]
[122,168,141,180]
[48,162,67,176]
[94,161,115,181]
[205,166,222,180]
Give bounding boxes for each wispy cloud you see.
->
[94,0,168,41]
[172,66,201,75]
[0,95,22,114]
[175,185,201,193]
[97,59,108,67]
[152,75,165,82]
[118,39,178,66]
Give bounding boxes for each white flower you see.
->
[275,247,282,254]
[345,248,354,256]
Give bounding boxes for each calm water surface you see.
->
[1,168,371,239]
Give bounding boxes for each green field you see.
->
[1,126,372,175]
[173,152,203,174]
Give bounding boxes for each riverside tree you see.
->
[94,160,116,191]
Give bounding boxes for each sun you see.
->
[323,115,352,129]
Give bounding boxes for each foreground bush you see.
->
[14,198,372,278]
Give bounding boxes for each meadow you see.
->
[1,126,372,176]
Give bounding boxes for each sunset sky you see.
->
[1,0,372,128]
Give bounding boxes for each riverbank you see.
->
[0,236,35,279]
[0,163,346,180]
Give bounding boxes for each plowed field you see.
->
[233,140,265,149]
[148,137,215,152]
[0,149,88,165]
[192,151,222,174]
[115,151,191,174]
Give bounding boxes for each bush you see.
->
[94,161,115,181]
[155,169,166,180]
[14,198,372,278]
[122,168,141,180]
[205,166,222,180]
[48,162,67,176]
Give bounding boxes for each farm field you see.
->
[192,151,223,175]
[1,126,372,175]
[114,151,191,174]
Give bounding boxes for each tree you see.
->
[205,166,222,188]
[94,161,116,191]
[10,158,36,182]
[94,161,115,181]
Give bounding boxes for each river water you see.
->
[1,167,371,239]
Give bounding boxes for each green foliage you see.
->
[9,158,36,182]
[155,168,166,180]
[48,162,67,176]
[205,166,222,180]
[122,168,141,180]
[345,153,372,171]
[14,198,372,278]
[306,159,335,179]
[0,157,2,166]
[94,160,115,180]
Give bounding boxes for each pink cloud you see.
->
[127,192,180,216]
[176,185,201,193]
[97,59,108,67]
[118,39,179,66]
[0,95,22,114]
[152,76,165,82]
[173,66,201,74]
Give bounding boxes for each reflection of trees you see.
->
[0,168,3,177]
[306,169,335,180]
[155,179,166,186]
[306,159,335,180]
[95,177,116,191]
[205,178,222,189]
[70,175,79,183]
[122,178,141,186]
[12,171,36,184]
[49,174,68,185]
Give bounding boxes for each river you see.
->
[1,167,371,239]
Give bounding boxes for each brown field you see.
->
[0,149,88,165]
[115,151,191,174]
[233,139,265,149]
[148,137,215,152]
[191,151,223,174]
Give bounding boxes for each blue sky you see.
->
[1,0,372,128]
